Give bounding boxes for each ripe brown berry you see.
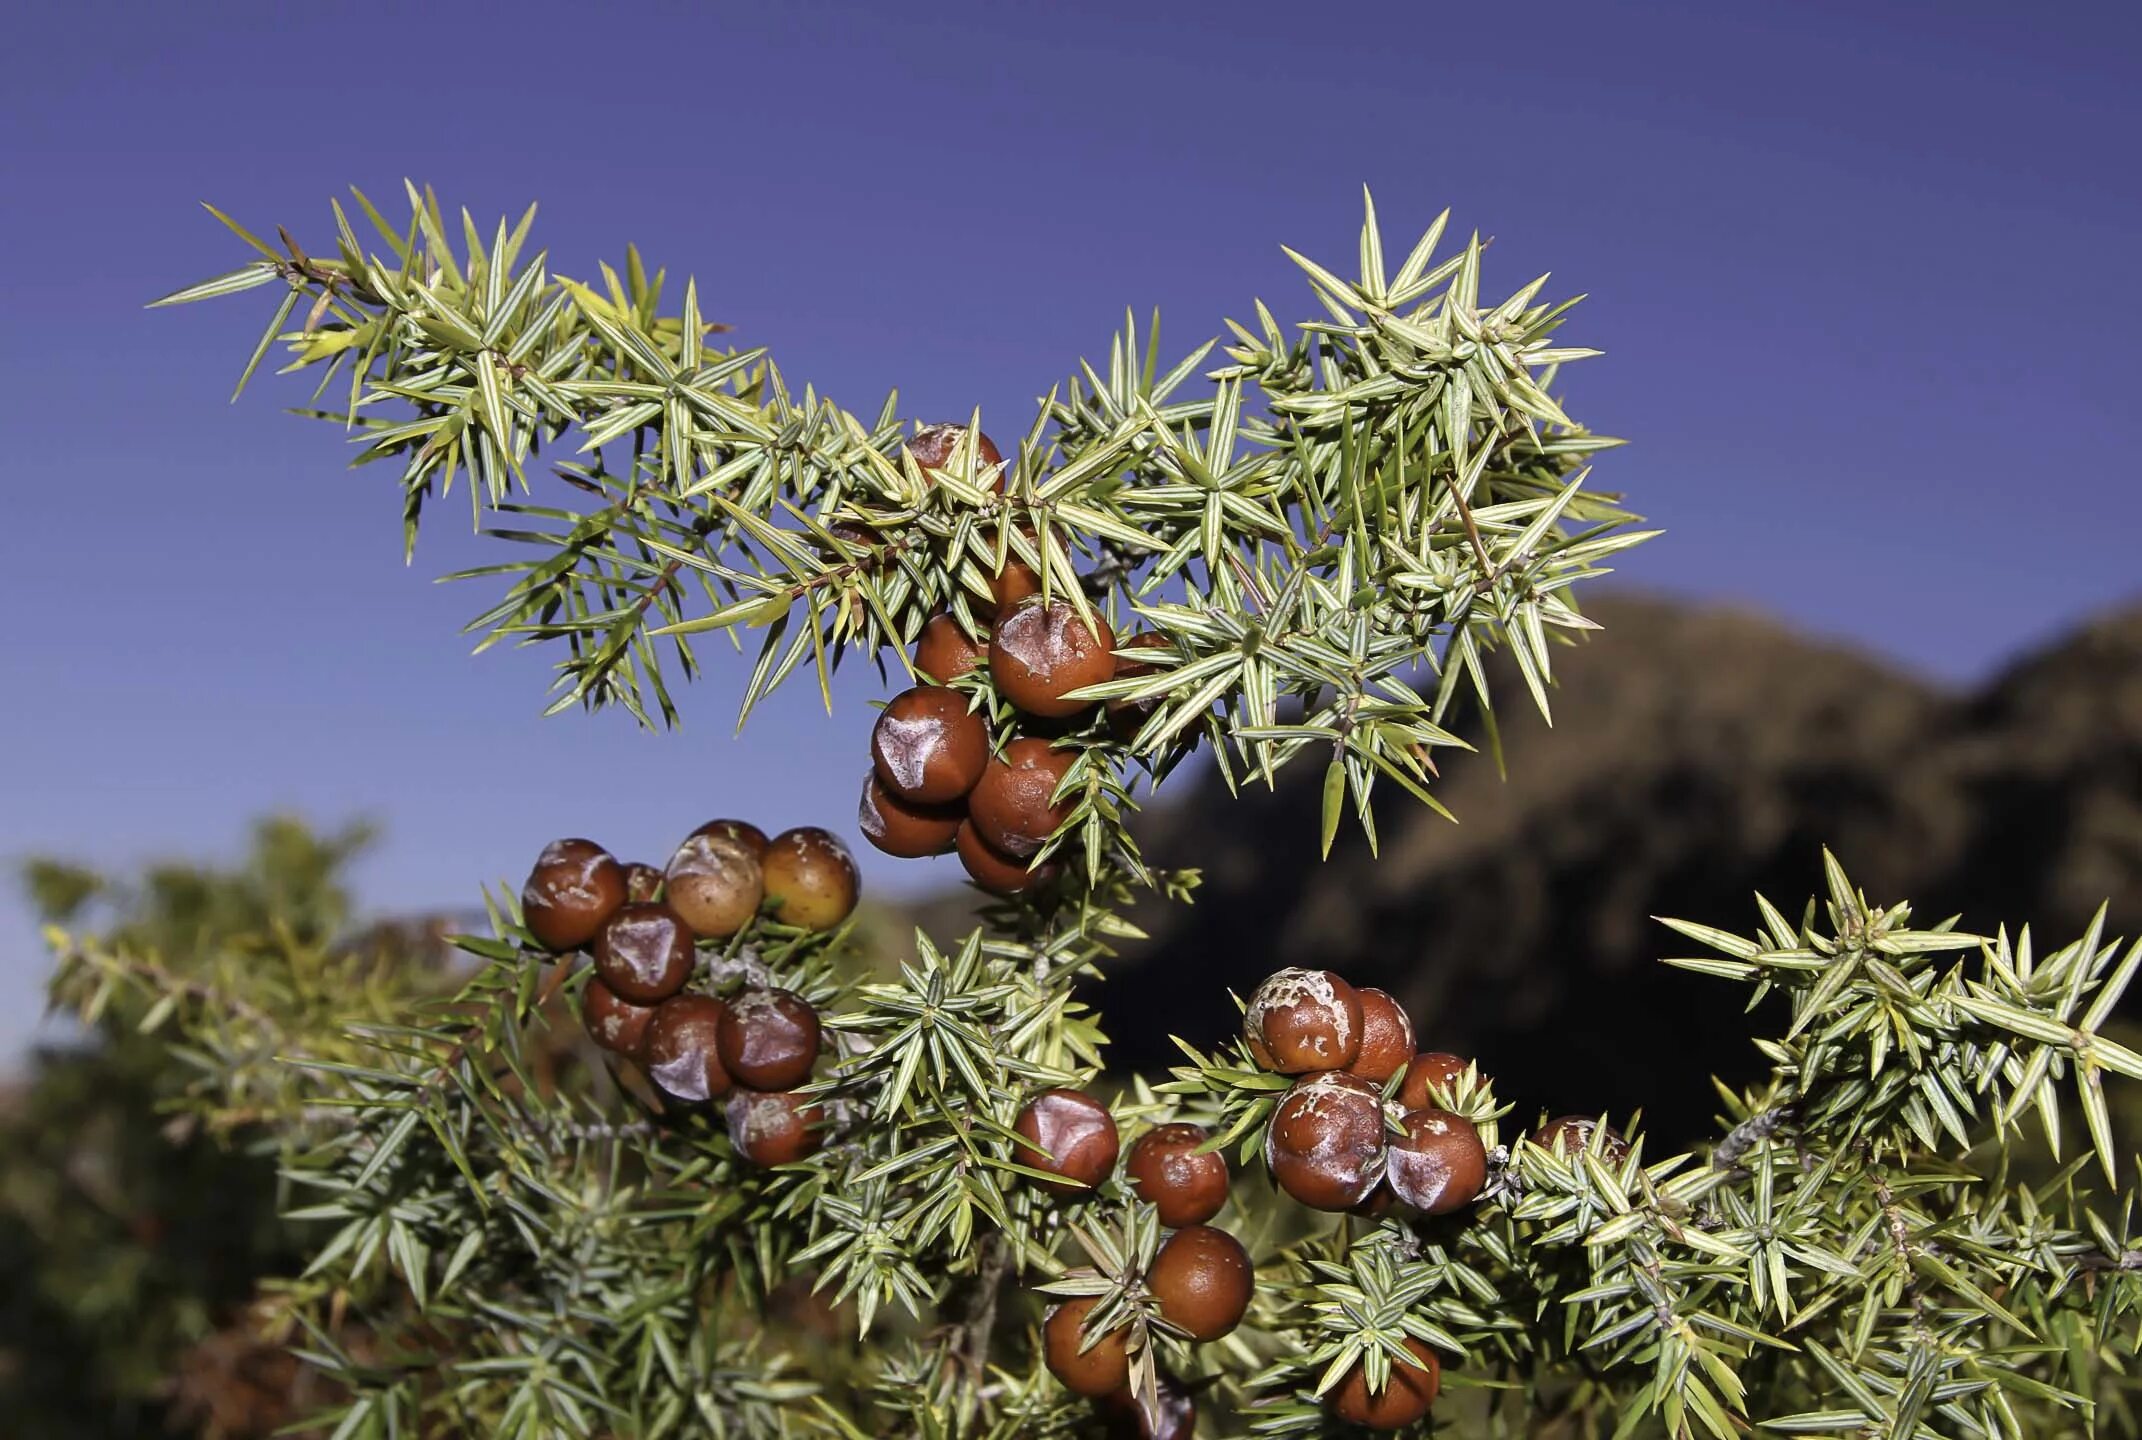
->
[521,839,626,951]
[1126,1123,1229,1227]
[1352,1185,1396,1220]
[619,862,665,904]
[956,818,1060,896]
[1147,1224,1253,1341]
[582,978,658,1057]
[1098,1375,1197,1440]
[1105,632,1173,741]
[1265,1072,1388,1211]
[1387,1108,1487,1215]
[716,987,821,1091]
[1345,988,1416,1085]
[1245,969,1364,1074]
[592,903,696,1004]
[914,612,984,683]
[1397,1051,1470,1110]
[664,831,765,939]
[1013,1088,1119,1195]
[992,558,1042,611]
[725,1087,824,1165]
[823,519,888,568]
[972,526,1045,619]
[989,600,1117,719]
[1533,1115,1629,1165]
[905,422,1005,490]
[872,686,990,804]
[858,772,962,858]
[1329,1336,1441,1430]
[641,994,733,1104]
[967,737,1076,859]
[761,827,859,931]
[1042,1294,1130,1397]
[689,818,769,859]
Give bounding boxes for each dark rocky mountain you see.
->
[918,593,2142,1144]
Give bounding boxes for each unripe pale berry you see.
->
[1264,1072,1387,1211]
[956,818,1059,896]
[689,818,769,859]
[872,686,990,804]
[761,827,859,931]
[1345,987,1415,1084]
[858,772,962,858]
[1147,1224,1253,1341]
[905,423,1004,490]
[725,1087,823,1166]
[641,994,733,1104]
[1387,1107,1487,1214]
[619,862,664,904]
[521,839,626,952]
[1533,1115,1629,1165]
[582,978,658,1057]
[967,737,1076,859]
[1397,1051,1470,1110]
[1126,1123,1229,1228]
[1013,1088,1119,1195]
[1329,1336,1441,1429]
[592,903,696,1004]
[664,832,764,939]
[989,600,1116,719]
[1244,968,1363,1074]
[1042,1294,1130,1397]
[914,612,983,683]
[716,987,821,1091]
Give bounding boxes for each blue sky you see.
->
[3,0,2137,1068]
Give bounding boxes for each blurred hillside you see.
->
[917,593,2142,1142]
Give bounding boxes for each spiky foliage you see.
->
[39,185,2137,1439]
[1162,860,2142,1437]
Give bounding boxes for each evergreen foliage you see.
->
[39,184,2136,1437]
[6,819,422,1438]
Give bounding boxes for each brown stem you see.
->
[957,1235,1014,1380]
[631,556,686,619]
[1448,470,1498,588]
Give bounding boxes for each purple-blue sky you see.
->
[3,0,2138,1068]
